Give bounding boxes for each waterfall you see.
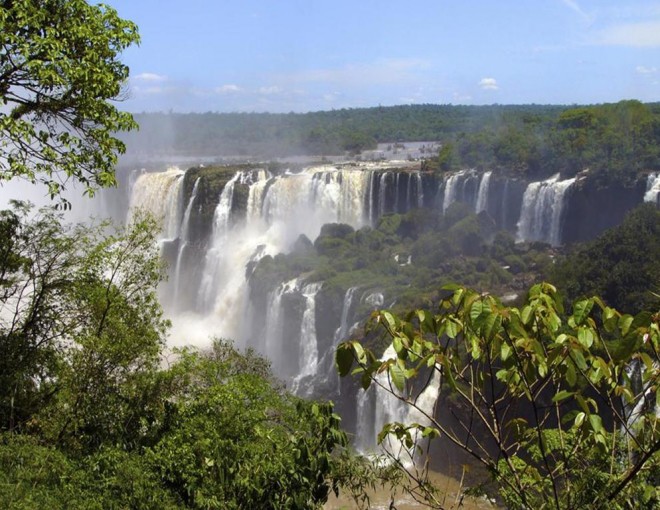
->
[198,172,243,309]
[172,177,200,308]
[516,174,576,245]
[291,282,323,395]
[128,167,185,239]
[263,278,300,377]
[442,171,464,213]
[644,173,660,205]
[367,171,377,224]
[378,172,389,218]
[475,171,492,213]
[298,282,322,378]
[354,345,441,466]
[416,173,424,209]
[442,169,478,213]
[334,286,359,343]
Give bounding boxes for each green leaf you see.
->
[572,298,593,325]
[393,335,403,354]
[577,327,594,348]
[619,315,634,336]
[588,414,604,434]
[566,362,577,387]
[381,310,398,330]
[422,426,440,439]
[470,300,484,324]
[501,342,512,361]
[552,390,574,403]
[445,318,458,339]
[482,311,501,341]
[389,363,406,392]
[351,341,367,364]
[335,344,355,377]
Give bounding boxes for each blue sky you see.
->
[105,0,660,113]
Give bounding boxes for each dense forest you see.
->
[127,101,660,185]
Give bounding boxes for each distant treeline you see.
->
[125,101,660,182]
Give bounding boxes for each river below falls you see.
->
[324,468,500,509]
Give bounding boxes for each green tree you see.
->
[337,283,660,509]
[0,207,364,509]
[0,0,139,198]
[148,340,351,510]
[553,204,660,314]
[0,204,167,443]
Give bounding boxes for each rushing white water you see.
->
[291,282,323,395]
[516,174,576,245]
[355,345,441,465]
[415,172,425,209]
[442,170,466,213]
[475,171,492,213]
[298,282,322,378]
[262,277,300,377]
[172,177,200,308]
[644,173,660,205]
[189,164,397,344]
[128,167,185,239]
[334,286,359,343]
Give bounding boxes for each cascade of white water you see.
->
[475,171,492,213]
[128,167,185,239]
[405,173,412,212]
[198,172,243,308]
[516,174,576,245]
[355,345,441,465]
[644,173,660,205]
[263,277,300,377]
[373,346,410,456]
[298,282,322,377]
[378,172,389,218]
[367,171,377,224]
[416,173,424,209]
[442,170,467,212]
[355,389,375,452]
[394,172,401,212]
[172,177,200,308]
[334,286,359,343]
[291,282,324,395]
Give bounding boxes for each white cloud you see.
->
[478,78,498,90]
[636,65,658,74]
[215,84,242,94]
[133,72,168,82]
[596,21,660,47]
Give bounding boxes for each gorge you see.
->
[113,159,656,452]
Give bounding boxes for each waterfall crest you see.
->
[128,167,185,239]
